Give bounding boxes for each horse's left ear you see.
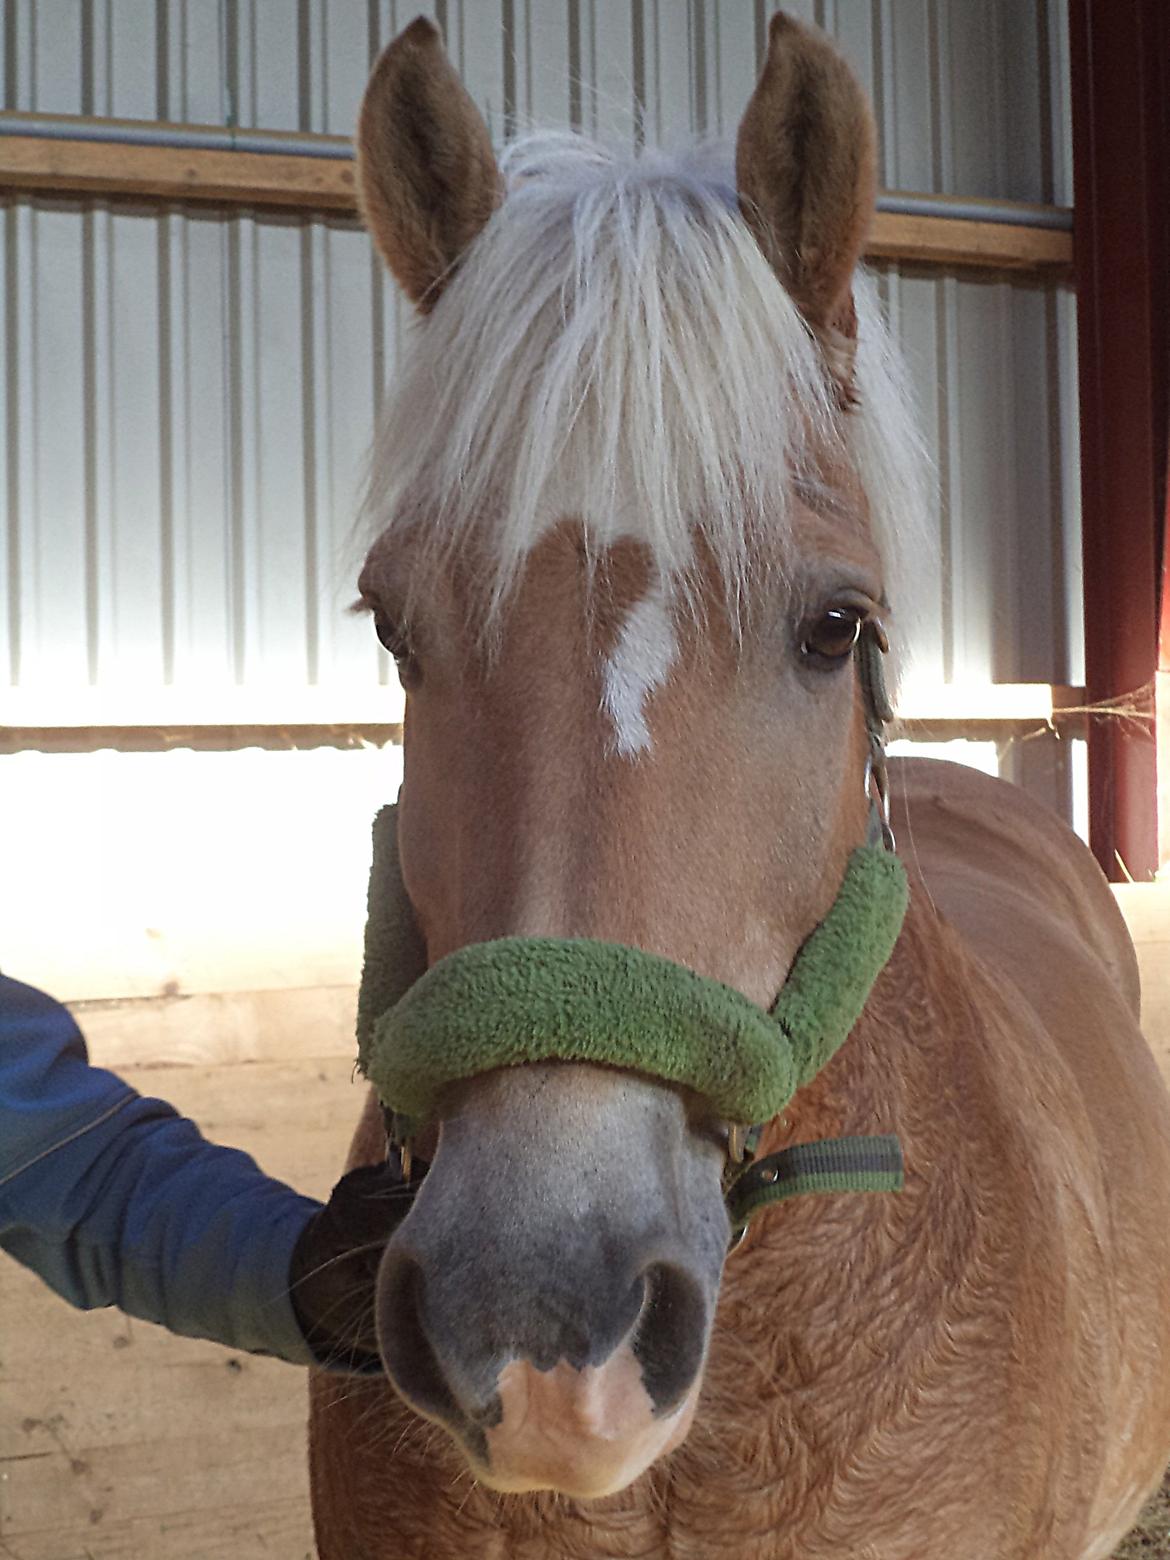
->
[736,11,877,400]
[357,17,501,313]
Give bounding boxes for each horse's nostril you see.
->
[633,1263,708,1415]
[378,1251,467,1431]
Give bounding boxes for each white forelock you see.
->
[360,132,928,636]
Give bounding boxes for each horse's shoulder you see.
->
[887,755,1140,1015]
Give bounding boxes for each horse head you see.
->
[352,11,922,1500]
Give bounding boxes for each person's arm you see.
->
[0,975,321,1364]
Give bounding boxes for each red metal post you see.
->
[1068,0,1169,881]
[1159,485,1170,871]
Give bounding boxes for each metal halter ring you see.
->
[865,747,896,853]
[727,1123,750,1164]
[728,1222,750,1254]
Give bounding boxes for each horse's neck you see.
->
[732,892,1000,1322]
[670,878,1159,1558]
[708,885,989,1380]
[665,894,1011,1538]
[749,883,973,1171]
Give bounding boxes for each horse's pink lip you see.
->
[472,1352,701,1498]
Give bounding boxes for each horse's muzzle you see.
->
[378,1244,707,1494]
[371,1061,729,1496]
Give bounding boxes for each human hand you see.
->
[289,1158,424,1372]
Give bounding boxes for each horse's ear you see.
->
[357,17,501,313]
[735,11,877,399]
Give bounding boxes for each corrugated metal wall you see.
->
[1,0,1079,727]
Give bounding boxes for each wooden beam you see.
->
[892,715,1087,745]
[0,120,1073,272]
[69,985,360,1066]
[0,127,358,211]
[0,723,403,753]
[867,206,1071,272]
[2,688,1085,755]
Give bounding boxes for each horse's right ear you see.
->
[736,12,877,400]
[357,17,501,313]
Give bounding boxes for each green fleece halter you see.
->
[359,838,906,1127]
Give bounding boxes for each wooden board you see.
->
[1115,882,1170,1078]
[0,126,1073,274]
[0,129,357,211]
[866,205,1072,272]
[69,985,360,1071]
[0,1052,365,1560]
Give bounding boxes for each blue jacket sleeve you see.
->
[0,974,322,1365]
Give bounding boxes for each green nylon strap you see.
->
[856,621,894,740]
[360,834,908,1127]
[725,1134,904,1236]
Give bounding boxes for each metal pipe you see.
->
[0,113,1073,230]
[876,190,1072,231]
[0,114,352,161]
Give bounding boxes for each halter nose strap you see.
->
[360,842,907,1127]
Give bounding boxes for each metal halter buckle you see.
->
[381,1104,416,1184]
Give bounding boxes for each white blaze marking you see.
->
[601,580,678,757]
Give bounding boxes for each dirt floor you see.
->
[1117,1470,1170,1556]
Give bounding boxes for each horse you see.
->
[308,13,1170,1558]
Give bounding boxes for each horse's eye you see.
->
[372,612,423,690]
[374,613,408,660]
[802,607,864,663]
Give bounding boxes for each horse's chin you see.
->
[467,1369,701,1500]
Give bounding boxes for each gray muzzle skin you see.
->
[375,1061,730,1461]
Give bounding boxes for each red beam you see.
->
[1069,0,1169,881]
[1159,482,1170,870]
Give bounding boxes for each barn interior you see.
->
[1,1,1167,1556]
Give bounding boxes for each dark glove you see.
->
[289,1158,425,1373]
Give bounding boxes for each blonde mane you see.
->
[361,132,927,629]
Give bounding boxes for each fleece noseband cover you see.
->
[356,805,908,1130]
